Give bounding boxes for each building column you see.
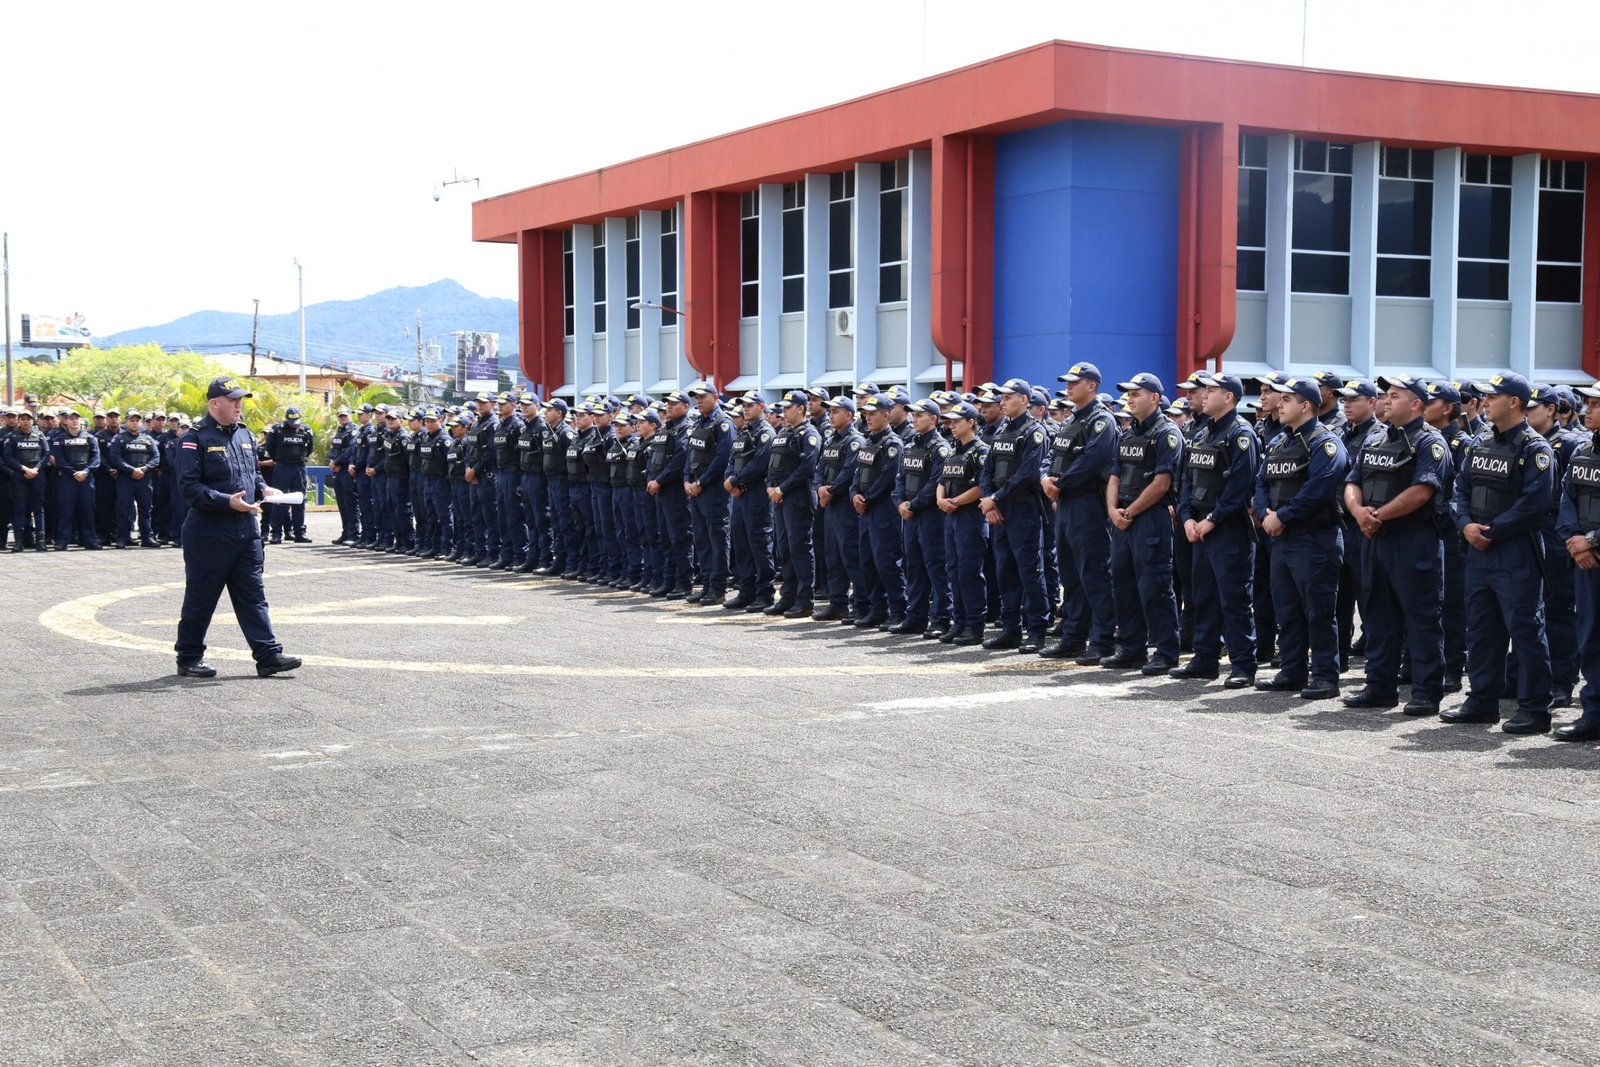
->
[1181,123,1238,378]
[1349,141,1381,376]
[930,134,994,388]
[907,148,936,386]
[682,192,741,390]
[639,209,663,393]
[572,223,596,396]
[516,229,564,398]
[757,183,783,390]
[851,161,881,384]
[1509,152,1540,377]
[804,172,830,385]
[1264,134,1294,372]
[604,216,628,394]
[1431,148,1461,377]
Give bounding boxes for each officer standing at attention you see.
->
[1334,380,1384,667]
[466,394,500,567]
[489,394,525,571]
[852,395,908,629]
[1527,384,1588,708]
[1448,373,1557,733]
[1311,371,1347,432]
[1553,381,1600,741]
[724,394,775,610]
[815,396,865,623]
[52,410,103,550]
[1103,373,1184,673]
[264,407,314,544]
[936,401,991,646]
[174,378,301,679]
[649,392,693,597]
[381,410,414,554]
[766,390,821,618]
[416,410,452,559]
[1040,362,1119,664]
[1171,372,1259,687]
[4,410,48,551]
[606,407,638,586]
[895,398,953,637]
[979,379,1050,652]
[328,408,359,545]
[582,401,617,582]
[1422,380,1471,691]
[92,409,119,545]
[537,398,574,576]
[147,412,173,546]
[1255,377,1348,699]
[444,414,474,561]
[515,395,548,573]
[684,384,733,605]
[629,410,663,593]
[1341,375,1452,715]
[352,405,378,547]
[109,411,161,548]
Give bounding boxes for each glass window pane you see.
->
[1238,168,1267,249]
[1489,155,1513,185]
[829,201,853,271]
[1301,140,1326,173]
[742,281,759,318]
[1291,252,1349,295]
[1459,185,1511,260]
[593,304,605,334]
[782,210,805,277]
[1412,151,1434,181]
[879,189,905,264]
[1237,250,1265,292]
[660,234,677,298]
[1459,260,1509,301]
[1538,189,1584,265]
[1377,179,1432,257]
[592,249,606,301]
[564,307,574,336]
[829,271,853,309]
[1376,257,1430,298]
[741,218,760,284]
[1537,264,1582,303]
[782,276,804,314]
[880,263,906,303]
[1292,173,1352,253]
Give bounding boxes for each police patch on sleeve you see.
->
[1167,433,1180,449]
[806,431,819,448]
[1032,430,1044,445]
[848,439,860,452]
[1431,442,1445,460]
[1323,440,1338,457]
[1237,436,1251,450]
[1535,452,1551,471]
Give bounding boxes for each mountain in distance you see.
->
[99,279,518,373]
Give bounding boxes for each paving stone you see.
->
[0,999,131,1066]
[89,955,248,1023]
[45,909,189,972]
[394,973,573,1048]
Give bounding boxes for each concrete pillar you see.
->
[804,172,830,385]
[1431,148,1461,377]
[908,148,935,387]
[1509,152,1540,377]
[1265,134,1295,370]
[572,223,595,395]
[852,162,880,383]
[1349,141,1380,376]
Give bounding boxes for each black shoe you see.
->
[952,630,983,647]
[513,561,536,573]
[114,541,130,549]
[1223,673,1256,690]
[84,543,102,550]
[885,619,922,635]
[922,624,950,641]
[1255,674,1307,692]
[488,561,508,571]
[1341,687,1399,709]
[1401,698,1440,717]
[1299,685,1339,700]
[1441,704,1500,725]
[746,599,773,614]
[811,605,846,622]
[1141,658,1179,677]
[783,602,814,619]
[141,541,162,549]
[1554,717,1600,742]
[1502,711,1552,735]
[697,592,726,607]
[175,662,217,679]
[647,585,670,598]
[854,614,887,629]
[1038,643,1085,660]
[982,631,1021,651]
[725,595,755,611]
[1075,651,1107,667]
[764,601,793,616]
[1099,651,1146,670]
[474,558,491,568]
[1018,640,1043,655]
[1167,662,1219,680]
[684,591,704,605]
[665,588,689,601]
[1552,691,1575,710]
[880,617,910,633]
[255,653,302,678]
[267,535,282,545]
[291,535,312,543]
[332,536,349,546]
[1443,674,1463,694]
[939,629,961,644]
[462,555,484,567]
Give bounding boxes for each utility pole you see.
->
[249,298,260,378]
[2,233,11,405]
[294,257,306,393]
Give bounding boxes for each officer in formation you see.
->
[262,407,314,543]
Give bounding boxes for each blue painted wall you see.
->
[993,120,1180,394]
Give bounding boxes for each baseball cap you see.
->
[1197,372,1245,398]
[451,415,471,427]
[1047,397,1072,412]
[662,390,690,405]
[206,377,251,400]
[1454,380,1483,401]
[823,395,857,414]
[495,391,515,405]
[125,409,143,419]
[1471,372,1532,405]
[1116,372,1165,395]
[1058,362,1102,384]
[783,389,809,405]
[909,398,942,416]
[1310,371,1344,390]
[1422,380,1460,405]
[336,407,352,416]
[1529,382,1561,407]
[284,406,302,419]
[859,395,891,413]
[686,381,718,398]
[543,397,571,413]
[996,378,1032,396]
[884,385,912,406]
[1335,378,1379,399]
[852,382,882,396]
[474,391,494,403]
[1575,381,1600,401]
[1255,371,1288,388]
[940,401,981,422]
[1029,386,1051,407]
[1176,374,1205,391]
[740,391,766,407]
[1270,377,1322,405]
[358,403,376,413]
[804,386,828,400]
[641,409,663,426]
[1165,398,1191,416]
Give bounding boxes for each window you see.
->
[740,191,759,318]
[625,217,641,329]
[1377,147,1434,298]
[660,205,679,318]
[781,180,805,314]
[562,229,575,337]
[1459,153,1513,301]
[591,225,607,334]
[1236,134,1268,292]
[879,159,909,303]
[1291,139,1353,295]
[828,171,855,310]
[1539,160,1585,303]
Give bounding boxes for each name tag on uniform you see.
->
[207,446,226,453]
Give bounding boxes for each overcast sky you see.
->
[7,0,1598,340]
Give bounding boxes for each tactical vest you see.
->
[567,428,592,482]
[1048,412,1096,479]
[493,421,520,466]
[686,415,724,476]
[543,424,572,477]
[119,433,154,466]
[1117,417,1175,506]
[605,433,630,488]
[405,432,424,473]
[583,430,611,485]
[939,438,987,501]
[1185,432,1227,510]
[1568,440,1600,531]
[445,437,468,481]
[58,434,95,469]
[518,422,544,472]
[1358,427,1419,509]
[987,418,1029,486]
[730,424,770,478]
[819,428,858,485]
[275,427,311,463]
[853,431,890,493]
[1264,425,1338,526]
[10,432,45,466]
[625,437,650,487]
[419,432,448,477]
[901,431,941,498]
[382,432,409,475]
[1465,427,1531,523]
[331,426,355,459]
[646,424,678,479]
[767,424,800,482]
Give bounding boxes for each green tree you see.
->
[15,345,226,413]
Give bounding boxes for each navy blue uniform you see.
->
[174,416,285,667]
[940,436,990,636]
[1347,417,1451,702]
[727,419,775,605]
[1256,421,1348,688]
[263,420,313,539]
[492,414,526,566]
[1336,416,1383,659]
[109,428,161,545]
[51,427,102,548]
[4,429,49,548]
[469,412,500,561]
[686,408,734,598]
[1450,420,1556,718]
[853,427,907,621]
[1109,413,1184,663]
[1435,420,1471,682]
[626,432,660,589]
[446,431,473,558]
[583,424,617,579]
[542,420,575,573]
[981,415,1051,642]
[1177,409,1259,676]
[1538,423,1589,701]
[649,417,691,592]
[1046,404,1118,656]
[565,425,596,575]
[768,420,821,609]
[896,428,952,629]
[516,417,549,569]
[417,428,452,556]
[355,420,379,545]
[817,425,865,616]
[328,420,360,541]
[1556,433,1600,730]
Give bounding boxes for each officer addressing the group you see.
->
[172,377,302,680]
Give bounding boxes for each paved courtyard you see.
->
[3,511,1599,1066]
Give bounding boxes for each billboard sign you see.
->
[21,313,91,349]
[456,331,499,392]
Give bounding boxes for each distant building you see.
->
[473,40,1600,398]
[208,353,401,399]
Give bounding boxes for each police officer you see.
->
[109,410,161,548]
[1422,380,1471,691]
[1040,362,1118,663]
[0,407,13,550]
[725,394,775,610]
[936,401,991,646]
[1527,383,1588,708]
[1171,372,1259,687]
[445,414,474,561]
[1447,373,1557,733]
[402,408,429,556]
[466,393,500,566]
[766,390,821,617]
[1255,377,1348,699]
[684,384,733,605]
[538,398,575,576]
[648,392,692,597]
[379,410,413,553]
[515,395,549,573]
[415,410,452,558]
[1457,382,1488,436]
[852,394,907,629]
[362,405,391,550]
[93,409,120,545]
[815,396,865,622]
[171,378,300,678]
[263,407,314,544]
[3,410,48,551]
[1103,373,1183,673]
[328,408,360,545]
[1341,375,1451,715]
[582,401,618,582]
[146,412,173,546]
[630,410,663,593]
[565,403,597,579]
[487,394,525,570]
[52,410,102,550]
[1334,379,1384,666]
[978,379,1049,652]
[353,405,379,547]
[1554,381,1600,741]
[895,398,952,636]
[608,413,641,587]
[1311,371,1347,432]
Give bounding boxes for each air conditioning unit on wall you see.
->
[834,308,856,337]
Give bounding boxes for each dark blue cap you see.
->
[641,410,662,426]
[940,401,981,422]
[1270,377,1322,405]
[1029,386,1051,406]
[1116,372,1164,395]
[1453,380,1483,401]
[1197,372,1244,398]
[206,377,251,400]
[1423,380,1460,405]
[284,406,301,418]
[859,395,891,413]
[542,397,569,413]
[805,386,828,400]
[884,385,912,405]
[1058,362,1101,384]
[1376,374,1429,402]
[909,398,942,416]
[1529,383,1560,407]
[824,395,857,414]
[852,382,881,396]
[784,389,809,405]
[1335,378,1379,399]
[997,378,1032,396]
[1471,372,1532,404]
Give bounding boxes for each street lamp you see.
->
[433,169,481,202]
[629,300,684,317]
[293,257,306,393]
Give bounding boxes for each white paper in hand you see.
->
[265,492,305,505]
